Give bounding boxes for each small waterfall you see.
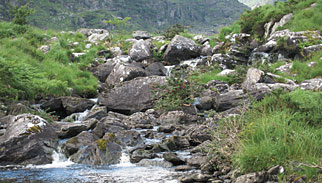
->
[63,109,89,123]
[165,65,175,77]
[31,148,74,169]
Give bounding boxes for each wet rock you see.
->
[129,39,153,62]
[175,165,196,172]
[185,125,212,145]
[163,152,185,166]
[186,154,208,168]
[164,35,200,64]
[163,136,190,151]
[70,136,122,166]
[98,76,166,115]
[137,159,173,168]
[92,115,130,138]
[157,125,176,133]
[115,130,143,147]
[84,105,107,121]
[0,114,57,165]
[179,173,212,183]
[300,78,322,91]
[157,111,199,125]
[55,122,87,139]
[41,97,95,119]
[130,149,157,163]
[146,62,167,76]
[82,118,99,130]
[106,62,149,87]
[62,131,98,157]
[132,31,152,40]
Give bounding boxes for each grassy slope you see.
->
[0,22,101,101]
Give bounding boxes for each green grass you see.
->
[0,21,99,101]
[233,89,322,181]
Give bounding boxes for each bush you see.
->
[162,24,185,40]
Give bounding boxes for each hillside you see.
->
[238,0,287,8]
[0,0,249,33]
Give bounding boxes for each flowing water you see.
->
[0,105,186,183]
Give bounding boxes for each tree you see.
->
[10,4,35,25]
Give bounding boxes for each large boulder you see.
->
[146,62,167,76]
[54,122,87,139]
[0,114,57,165]
[105,62,149,87]
[216,90,248,112]
[98,76,166,114]
[163,35,200,64]
[129,39,153,62]
[90,61,115,82]
[41,97,96,118]
[70,135,122,166]
[242,68,265,91]
[62,131,98,157]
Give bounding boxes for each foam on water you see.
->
[27,151,74,169]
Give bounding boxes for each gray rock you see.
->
[175,165,196,172]
[115,130,143,147]
[193,35,210,45]
[275,63,293,73]
[217,69,236,76]
[146,62,167,76]
[77,28,109,37]
[62,131,98,157]
[41,97,96,118]
[55,122,87,139]
[98,76,166,114]
[92,115,130,138]
[163,152,185,165]
[163,35,200,64]
[0,114,57,165]
[157,111,199,125]
[300,78,322,91]
[186,154,208,168]
[109,47,123,58]
[130,149,157,163]
[90,61,115,82]
[132,31,152,40]
[129,39,153,62]
[271,13,293,35]
[179,173,212,183]
[163,136,190,151]
[106,62,148,87]
[303,44,322,56]
[185,125,212,145]
[242,68,265,91]
[211,54,236,69]
[84,105,107,121]
[201,42,213,56]
[70,137,122,166]
[216,90,247,112]
[137,159,173,168]
[38,45,50,54]
[235,171,278,183]
[157,125,176,133]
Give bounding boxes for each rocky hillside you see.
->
[0,0,321,182]
[238,0,287,8]
[0,0,249,33]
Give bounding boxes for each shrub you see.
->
[162,24,185,39]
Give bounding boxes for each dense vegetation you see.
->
[0,0,249,33]
[0,22,101,101]
[219,0,322,40]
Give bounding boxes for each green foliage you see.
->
[96,139,107,151]
[236,0,318,39]
[104,17,131,33]
[191,65,245,85]
[163,24,185,39]
[233,89,322,181]
[10,4,35,25]
[151,71,201,111]
[218,22,241,41]
[0,21,98,101]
